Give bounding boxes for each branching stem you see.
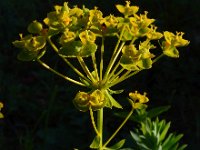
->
[37,59,86,87]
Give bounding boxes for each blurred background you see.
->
[0,0,199,149]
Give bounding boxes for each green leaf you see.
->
[147,105,171,119]
[177,144,187,150]
[160,122,170,142]
[90,136,100,149]
[17,50,38,61]
[130,131,141,142]
[59,41,82,57]
[105,139,126,150]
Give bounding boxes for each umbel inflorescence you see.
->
[13,1,189,112]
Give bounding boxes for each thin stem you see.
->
[89,107,100,136]
[109,53,165,87]
[100,37,105,81]
[107,61,121,81]
[103,108,134,148]
[37,59,86,87]
[61,57,92,84]
[109,70,132,88]
[47,37,91,84]
[97,108,103,150]
[153,53,165,63]
[103,42,125,83]
[77,56,96,83]
[103,26,126,81]
[92,53,99,81]
[109,67,124,84]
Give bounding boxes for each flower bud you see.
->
[28,21,43,34]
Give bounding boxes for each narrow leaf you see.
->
[109,139,126,149]
[147,105,171,119]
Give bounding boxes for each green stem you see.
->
[107,62,123,83]
[92,53,99,81]
[97,108,103,150]
[47,37,91,84]
[109,70,132,88]
[100,37,105,81]
[37,59,86,87]
[77,56,96,83]
[109,53,165,87]
[103,108,134,148]
[89,107,100,136]
[103,26,126,81]
[153,53,164,63]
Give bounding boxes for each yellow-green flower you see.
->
[120,40,155,70]
[79,30,96,44]
[164,31,189,47]
[116,1,139,17]
[129,91,149,109]
[162,31,190,58]
[146,25,163,40]
[43,3,71,29]
[0,102,3,118]
[73,90,105,112]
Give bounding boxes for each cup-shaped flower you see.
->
[89,7,103,27]
[79,30,96,44]
[129,91,149,109]
[100,15,119,36]
[116,1,139,17]
[73,91,90,112]
[73,90,105,112]
[59,29,76,45]
[162,31,190,58]
[0,102,3,118]
[13,34,46,61]
[89,90,105,111]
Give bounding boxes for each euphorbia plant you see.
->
[13,1,189,149]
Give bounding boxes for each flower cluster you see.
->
[12,1,189,111]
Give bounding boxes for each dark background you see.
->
[0,0,199,149]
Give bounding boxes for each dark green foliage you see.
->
[130,118,187,150]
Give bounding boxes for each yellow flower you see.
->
[116,1,139,17]
[0,102,4,118]
[129,91,149,109]
[162,31,190,58]
[164,31,189,47]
